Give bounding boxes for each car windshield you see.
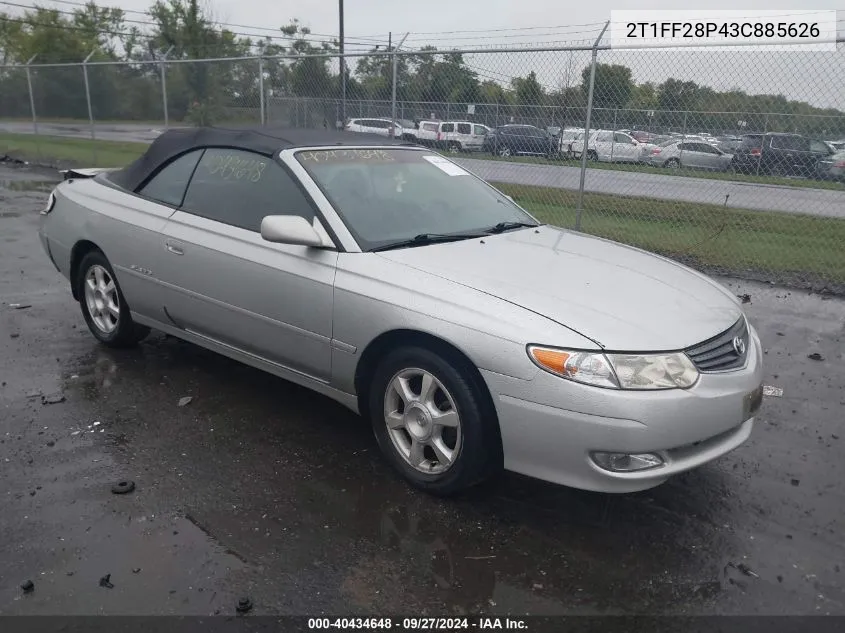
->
[296,148,537,251]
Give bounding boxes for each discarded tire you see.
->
[21,580,34,593]
[236,597,253,614]
[111,480,136,495]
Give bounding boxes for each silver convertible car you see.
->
[38,127,764,495]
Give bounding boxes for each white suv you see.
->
[571,130,651,163]
[415,120,489,153]
[345,118,414,140]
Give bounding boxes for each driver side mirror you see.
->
[261,215,334,248]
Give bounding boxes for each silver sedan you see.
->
[38,128,763,495]
[648,140,733,171]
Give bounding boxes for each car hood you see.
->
[378,225,742,351]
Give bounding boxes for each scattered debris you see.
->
[236,597,253,614]
[807,353,824,361]
[99,574,114,589]
[776,332,785,336]
[10,333,19,339]
[21,580,34,593]
[763,385,783,397]
[9,303,32,310]
[132,568,141,574]
[41,393,65,405]
[832,434,839,440]
[25,390,42,399]
[532,583,544,590]
[737,293,751,304]
[111,480,136,495]
[791,479,800,487]
[177,396,193,407]
[735,563,759,578]
[777,575,783,583]
[46,440,55,447]
[465,555,497,560]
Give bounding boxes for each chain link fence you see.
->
[2,41,845,291]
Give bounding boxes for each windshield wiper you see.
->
[485,221,540,234]
[371,232,486,252]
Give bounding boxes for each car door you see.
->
[695,143,727,170]
[106,149,204,322]
[472,124,487,150]
[612,132,640,162]
[455,122,473,148]
[594,131,614,160]
[156,148,338,381]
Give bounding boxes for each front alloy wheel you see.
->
[369,346,502,495]
[384,368,462,474]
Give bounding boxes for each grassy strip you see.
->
[494,182,845,284]
[0,132,146,167]
[0,117,166,126]
[475,153,845,193]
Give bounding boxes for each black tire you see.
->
[368,346,501,495]
[76,250,149,348]
[447,141,461,154]
[587,150,598,162]
[664,158,681,169]
[497,146,512,157]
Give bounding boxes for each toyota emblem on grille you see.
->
[732,336,746,355]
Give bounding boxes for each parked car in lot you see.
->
[415,120,489,153]
[557,128,585,159]
[815,150,845,181]
[729,133,831,177]
[571,130,652,163]
[647,139,733,171]
[345,118,416,141]
[39,127,763,495]
[482,124,558,157]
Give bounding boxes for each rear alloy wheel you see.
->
[447,142,461,154]
[77,250,149,348]
[497,146,512,157]
[665,158,681,169]
[587,150,598,162]
[369,347,501,495]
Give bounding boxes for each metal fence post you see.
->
[391,33,409,137]
[160,46,173,128]
[575,21,609,231]
[756,113,768,176]
[610,107,618,161]
[82,49,97,164]
[24,55,40,159]
[258,56,265,125]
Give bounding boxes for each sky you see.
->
[29,1,845,109]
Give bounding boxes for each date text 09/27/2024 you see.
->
[307,617,528,630]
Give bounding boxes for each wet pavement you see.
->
[1,165,844,616]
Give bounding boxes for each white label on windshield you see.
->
[423,155,469,176]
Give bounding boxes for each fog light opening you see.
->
[591,451,664,473]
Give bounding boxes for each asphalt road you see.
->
[2,121,844,218]
[1,165,845,617]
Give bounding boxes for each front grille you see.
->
[685,317,749,372]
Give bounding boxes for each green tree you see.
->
[581,63,633,110]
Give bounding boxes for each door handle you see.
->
[165,240,184,256]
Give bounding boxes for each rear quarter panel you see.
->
[44,178,175,321]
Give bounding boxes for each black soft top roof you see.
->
[110,126,415,191]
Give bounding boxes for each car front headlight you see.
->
[528,346,699,390]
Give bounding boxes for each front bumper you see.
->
[482,327,764,493]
